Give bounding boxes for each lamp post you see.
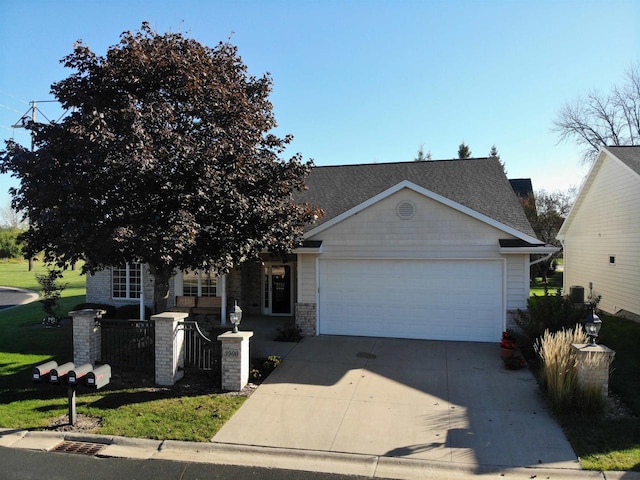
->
[229,300,243,333]
[584,307,602,346]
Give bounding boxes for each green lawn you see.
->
[0,260,86,388]
[0,259,245,441]
[530,270,563,297]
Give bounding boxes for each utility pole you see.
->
[11,100,60,271]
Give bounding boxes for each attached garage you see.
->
[289,160,558,342]
[318,258,505,342]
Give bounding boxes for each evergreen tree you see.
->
[414,145,432,161]
[489,144,507,174]
[457,142,472,159]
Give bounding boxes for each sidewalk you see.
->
[3,428,638,479]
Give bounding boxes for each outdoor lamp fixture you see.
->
[229,301,243,333]
[584,308,602,345]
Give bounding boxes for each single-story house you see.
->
[557,146,640,319]
[87,157,556,342]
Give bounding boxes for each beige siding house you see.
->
[87,157,555,342]
[557,146,640,318]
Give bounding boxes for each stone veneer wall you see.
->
[295,303,316,336]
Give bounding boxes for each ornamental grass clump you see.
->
[535,325,587,415]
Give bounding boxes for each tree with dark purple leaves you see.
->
[1,23,322,312]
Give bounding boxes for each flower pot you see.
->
[501,347,515,359]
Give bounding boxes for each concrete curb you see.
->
[2,429,638,479]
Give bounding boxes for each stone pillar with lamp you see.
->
[218,301,253,391]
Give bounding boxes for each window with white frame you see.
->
[112,263,141,299]
[182,270,217,296]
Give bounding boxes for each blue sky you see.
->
[1,0,638,208]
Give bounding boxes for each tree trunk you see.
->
[150,266,172,314]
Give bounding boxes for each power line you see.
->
[0,88,29,105]
[0,103,24,114]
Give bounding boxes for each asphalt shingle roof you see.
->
[605,146,640,176]
[295,157,537,238]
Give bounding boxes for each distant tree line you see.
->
[0,227,24,259]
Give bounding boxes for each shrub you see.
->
[36,268,67,318]
[514,288,596,348]
[535,325,606,416]
[250,355,282,381]
[274,324,303,342]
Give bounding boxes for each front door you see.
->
[263,264,293,315]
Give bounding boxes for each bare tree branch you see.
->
[553,63,640,164]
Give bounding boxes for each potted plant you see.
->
[500,331,516,359]
[503,356,526,370]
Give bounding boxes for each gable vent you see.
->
[396,201,416,220]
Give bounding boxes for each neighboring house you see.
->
[87,157,556,342]
[557,146,640,319]
[509,178,534,199]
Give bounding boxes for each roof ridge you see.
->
[311,157,494,169]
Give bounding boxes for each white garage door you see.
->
[318,259,504,342]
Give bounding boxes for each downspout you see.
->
[559,239,566,294]
[530,252,554,266]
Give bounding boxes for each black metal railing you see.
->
[98,319,155,372]
[179,320,224,371]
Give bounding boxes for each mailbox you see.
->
[86,365,111,389]
[32,361,58,382]
[68,364,94,385]
[49,362,75,384]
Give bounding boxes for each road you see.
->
[0,446,369,480]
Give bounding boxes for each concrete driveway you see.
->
[213,336,580,472]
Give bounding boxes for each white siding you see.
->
[311,189,510,258]
[506,255,528,310]
[297,254,317,304]
[561,155,640,316]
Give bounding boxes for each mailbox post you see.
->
[32,360,111,426]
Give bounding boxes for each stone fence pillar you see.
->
[70,309,106,366]
[218,331,253,391]
[153,312,189,386]
[571,344,616,398]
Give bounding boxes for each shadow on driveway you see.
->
[213,335,580,474]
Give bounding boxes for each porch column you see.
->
[220,274,227,325]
